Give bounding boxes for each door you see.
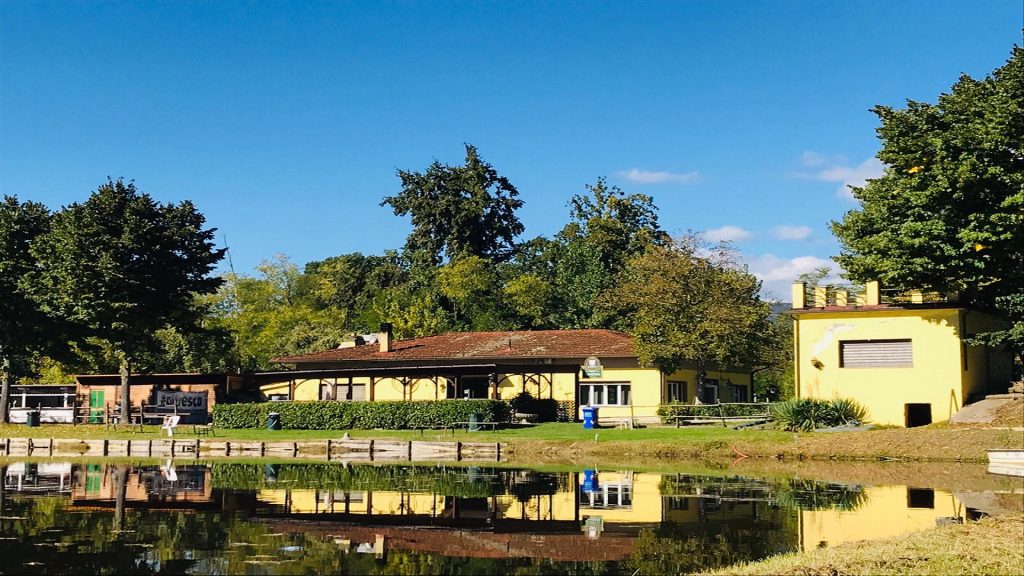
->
[89,390,104,423]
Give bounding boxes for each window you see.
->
[666,381,687,403]
[840,340,913,368]
[580,383,631,406]
[730,384,748,403]
[703,379,719,404]
[580,483,633,508]
[268,393,290,401]
[320,382,367,401]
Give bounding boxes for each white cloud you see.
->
[616,168,701,185]
[703,225,753,243]
[794,152,885,200]
[771,225,813,241]
[744,254,842,300]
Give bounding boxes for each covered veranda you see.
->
[254,363,582,402]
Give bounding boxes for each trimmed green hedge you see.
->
[657,402,770,423]
[213,400,511,430]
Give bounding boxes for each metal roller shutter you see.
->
[840,340,913,368]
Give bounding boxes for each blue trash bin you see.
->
[582,406,599,429]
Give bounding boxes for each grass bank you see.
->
[702,513,1024,576]
[1,421,1020,464]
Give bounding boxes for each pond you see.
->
[0,459,1020,574]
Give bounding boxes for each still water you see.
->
[0,460,1020,575]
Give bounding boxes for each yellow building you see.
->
[791,281,1012,427]
[259,327,752,422]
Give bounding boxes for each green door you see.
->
[89,390,104,423]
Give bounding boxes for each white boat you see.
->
[987,449,1024,477]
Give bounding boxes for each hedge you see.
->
[657,402,770,423]
[213,399,511,430]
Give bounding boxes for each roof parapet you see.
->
[791,280,958,310]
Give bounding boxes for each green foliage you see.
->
[383,144,524,266]
[25,179,224,421]
[213,399,511,429]
[657,402,769,422]
[0,196,53,420]
[606,235,773,399]
[831,47,1024,361]
[771,398,869,431]
[209,463,501,497]
[508,392,560,422]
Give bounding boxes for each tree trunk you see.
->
[0,355,11,424]
[120,357,131,423]
[113,464,127,532]
[695,367,706,404]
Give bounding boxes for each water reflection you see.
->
[0,460,1018,575]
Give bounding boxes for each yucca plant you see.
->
[828,398,868,425]
[771,397,867,431]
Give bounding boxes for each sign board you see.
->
[582,356,603,378]
[153,390,208,423]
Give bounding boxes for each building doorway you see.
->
[905,403,932,427]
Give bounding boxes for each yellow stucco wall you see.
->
[800,485,965,549]
[794,308,968,426]
[258,361,752,422]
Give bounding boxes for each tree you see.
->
[0,196,51,422]
[606,236,773,402]
[28,179,224,422]
[211,257,348,369]
[552,178,670,328]
[382,144,524,267]
[831,47,1024,363]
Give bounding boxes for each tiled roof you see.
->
[272,329,636,364]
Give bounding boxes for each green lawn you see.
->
[0,421,791,444]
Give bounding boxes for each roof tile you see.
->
[273,329,635,364]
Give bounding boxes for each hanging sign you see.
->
[582,356,603,378]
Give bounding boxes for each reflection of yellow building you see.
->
[260,328,752,422]
[791,281,1012,427]
[800,485,966,549]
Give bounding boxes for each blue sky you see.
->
[2,1,1020,299]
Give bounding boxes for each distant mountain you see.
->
[769,302,792,318]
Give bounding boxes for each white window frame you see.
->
[666,381,687,403]
[580,382,632,406]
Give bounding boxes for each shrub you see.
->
[213,399,510,430]
[657,402,769,423]
[828,397,868,425]
[770,398,869,431]
[507,392,559,422]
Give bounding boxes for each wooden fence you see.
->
[0,437,503,462]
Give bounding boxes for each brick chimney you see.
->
[378,323,393,353]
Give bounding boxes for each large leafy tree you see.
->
[0,196,52,422]
[28,179,225,421]
[553,178,669,328]
[831,47,1024,362]
[382,144,524,267]
[606,235,773,402]
[210,256,348,369]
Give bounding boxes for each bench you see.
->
[447,421,500,433]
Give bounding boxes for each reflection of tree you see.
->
[211,463,508,498]
[774,479,867,512]
[659,474,868,512]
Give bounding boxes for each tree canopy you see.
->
[0,196,52,421]
[382,144,524,267]
[831,46,1024,359]
[605,236,773,400]
[27,179,225,419]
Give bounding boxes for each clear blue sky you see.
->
[2,1,1020,298]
